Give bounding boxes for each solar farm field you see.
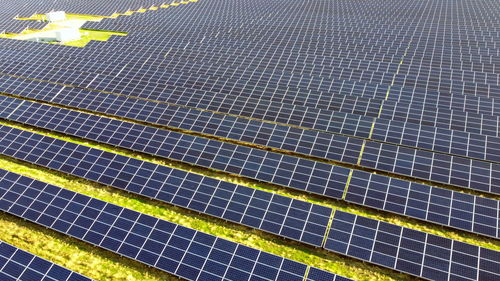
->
[0,0,499,280]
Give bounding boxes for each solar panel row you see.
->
[77,53,498,110]
[1,0,496,112]
[0,241,92,281]
[384,88,500,116]
[4,45,496,118]
[0,57,400,112]
[0,6,496,116]
[0,169,349,281]
[3,28,490,105]
[0,97,356,196]
[359,141,497,193]
[87,16,496,77]
[379,101,500,137]
[0,39,403,83]
[0,75,494,183]
[344,171,499,239]
[1,72,498,168]
[0,118,497,239]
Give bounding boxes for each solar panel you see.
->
[1,168,496,281]
[345,170,499,238]
[0,19,496,126]
[0,52,484,144]
[385,87,500,116]
[2,37,495,116]
[1,0,498,110]
[0,169,349,281]
[358,141,499,193]
[324,211,500,280]
[379,100,500,137]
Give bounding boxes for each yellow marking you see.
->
[357,141,366,165]
[321,209,336,247]
[302,266,311,281]
[4,0,200,47]
[341,171,354,200]
[368,121,376,139]
[384,86,391,100]
[377,103,384,118]
[16,13,107,22]
[60,29,127,47]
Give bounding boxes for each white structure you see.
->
[46,11,67,22]
[55,28,81,42]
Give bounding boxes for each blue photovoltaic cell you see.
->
[378,100,500,137]
[0,241,92,281]
[1,80,499,197]
[1,93,495,188]
[359,137,500,193]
